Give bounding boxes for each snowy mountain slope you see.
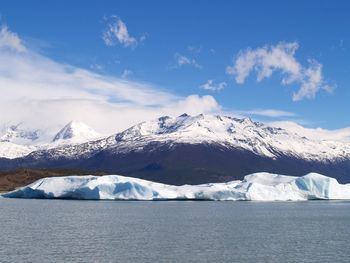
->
[4,172,350,201]
[108,114,350,161]
[0,141,37,159]
[1,114,350,184]
[0,124,40,145]
[30,113,350,162]
[0,121,101,159]
[0,124,41,159]
[52,121,101,145]
[270,121,350,142]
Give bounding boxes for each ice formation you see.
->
[3,172,350,201]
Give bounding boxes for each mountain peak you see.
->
[178,113,190,118]
[52,121,100,143]
[113,113,339,159]
[0,123,40,144]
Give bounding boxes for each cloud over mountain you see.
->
[0,25,219,134]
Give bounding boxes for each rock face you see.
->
[0,114,350,184]
[3,172,350,201]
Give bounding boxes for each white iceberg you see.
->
[2,172,350,201]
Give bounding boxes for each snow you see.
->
[270,121,350,142]
[52,121,101,145]
[3,172,350,201]
[108,114,350,161]
[0,124,40,144]
[0,141,36,159]
[1,114,350,161]
[0,121,101,159]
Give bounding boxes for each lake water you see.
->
[0,199,349,263]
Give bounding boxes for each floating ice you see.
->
[3,172,350,201]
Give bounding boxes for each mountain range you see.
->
[0,114,349,185]
[0,121,101,159]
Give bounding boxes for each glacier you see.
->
[3,172,350,201]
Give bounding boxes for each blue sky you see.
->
[0,0,349,133]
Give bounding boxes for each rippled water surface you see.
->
[0,199,350,262]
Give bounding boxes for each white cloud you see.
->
[90,64,103,70]
[103,16,142,48]
[121,69,133,79]
[174,95,219,114]
[237,109,296,118]
[0,25,220,135]
[270,121,350,142]
[292,60,334,101]
[226,42,333,101]
[200,80,227,91]
[3,25,346,139]
[174,53,202,69]
[0,25,26,52]
[140,33,148,42]
[187,45,201,54]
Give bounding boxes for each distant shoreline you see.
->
[0,168,105,192]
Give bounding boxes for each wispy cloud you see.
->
[226,42,333,101]
[103,16,144,48]
[237,109,296,118]
[0,25,219,134]
[90,64,104,71]
[187,45,201,54]
[139,32,148,43]
[174,53,202,69]
[0,25,26,52]
[200,80,227,91]
[270,121,350,142]
[121,69,133,79]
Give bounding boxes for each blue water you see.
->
[0,199,349,262]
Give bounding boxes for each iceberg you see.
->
[2,172,350,201]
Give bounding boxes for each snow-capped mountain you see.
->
[52,121,101,145]
[0,121,101,159]
[0,124,41,159]
[0,114,349,184]
[0,124,40,144]
[0,142,37,159]
[20,113,350,161]
[110,113,350,161]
